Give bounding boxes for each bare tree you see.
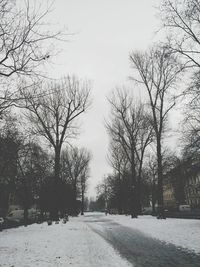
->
[0,0,63,78]
[0,115,20,214]
[96,176,111,213]
[160,0,200,68]
[106,89,153,216]
[159,0,200,152]
[130,46,182,218]
[20,76,91,218]
[180,70,200,155]
[61,146,91,215]
[80,165,90,215]
[107,141,128,177]
[0,0,65,118]
[107,142,129,214]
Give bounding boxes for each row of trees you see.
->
[106,92,153,216]
[96,0,200,218]
[0,0,92,222]
[95,148,197,216]
[0,115,91,223]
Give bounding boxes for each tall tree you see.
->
[106,89,153,216]
[130,46,182,218]
[21,76,91,218]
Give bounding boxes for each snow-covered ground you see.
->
[1,213,200,267]
[0,217,131,267]
[109,214,200,254]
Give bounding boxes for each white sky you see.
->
[46,0,162,197]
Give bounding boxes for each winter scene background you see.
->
[0,0,200,266]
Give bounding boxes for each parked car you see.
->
[3,217,20,229]
[6,210,24,223]
[142,207,153,215]
[7,208,39,224]
[179,205,191,212]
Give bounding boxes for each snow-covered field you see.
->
[0,217,131,267]
[110,214,200,254]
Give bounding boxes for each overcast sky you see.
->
[47,0,161,198]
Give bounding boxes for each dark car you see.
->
[3,217,21,229]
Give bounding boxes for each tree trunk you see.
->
[137,150,146,215]
[81,189,84,215]
[73,183,78,215]
[54,146,61,180]
[117,173,123,214]
[152,180,156,215]
[52,146,61,220]
[24,206,28,226]
[137,160,143,215]
[156,139,165,218]
[131,150,138,218]
[137,176,142,215]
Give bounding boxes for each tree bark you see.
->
[24,206,28,226]
[81,189,84,215]
[156,139,165,218]
[51,146,61,220]
[131,150,138,218]
[137,159,144,215]
[152,179,156,215]
[54,146,61,180]
[117,173,123,214]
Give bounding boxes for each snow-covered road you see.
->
[85,213,200,267]
[109,214,200,254]
[1,213,200,267]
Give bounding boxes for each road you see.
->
[83,213,200,267]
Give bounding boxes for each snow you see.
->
[1,213,200,266]
[0,217,132,267]
[109,214,200,254]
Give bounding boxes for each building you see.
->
[163,163,187,211]
[163,160,200,210]
[163,177,177,210]
[185,170,200,208]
